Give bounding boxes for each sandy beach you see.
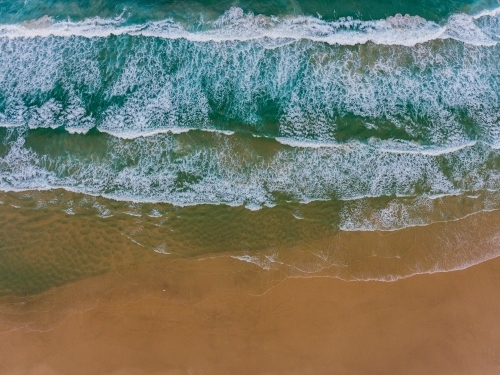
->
[1,228,500,375]
[2,1,500,373]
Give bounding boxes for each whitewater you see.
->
[1,5,500,231]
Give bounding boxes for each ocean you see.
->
[1,0,500,295]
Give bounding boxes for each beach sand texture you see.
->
[2,2,500,373]
[1,206,500,375]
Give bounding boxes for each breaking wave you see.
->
[1,6,500,232]
[0,7,499,46]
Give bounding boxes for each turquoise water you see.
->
[1,0,500,231]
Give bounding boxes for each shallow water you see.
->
[2,190,500,296]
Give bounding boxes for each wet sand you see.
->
[1,249,500,375]
[2,191,500,374]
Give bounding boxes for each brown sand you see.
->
[1,251,500,375]
[2,191,500,375]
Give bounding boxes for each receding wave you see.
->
[275,137,480,155]
[2,188,500,285]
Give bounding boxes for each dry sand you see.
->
[1,249,500,375]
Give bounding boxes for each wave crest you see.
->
[0,7,498,46]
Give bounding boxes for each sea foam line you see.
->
[276,138,480,155]
[0,7,498,47]
[225,207,500,282]
[0,183,490,213]
[473,6,500,19]
[0,122,486,156]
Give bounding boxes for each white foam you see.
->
[339,189,500,231]
[148,209,162,217]
[230,254,277,270]
[275,138,479,155]
[473,6,500,19]
[0,122,21,128]
[64,207,75,215]
[0,6,499,229]
[442,13,497,45]
[1,12,499,147]
[154,243,169,254]
[0,7,498,46]
[3,128,498,216]
[375,140,478,156]
[275,137,340,148]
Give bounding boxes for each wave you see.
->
[100,126,234,139]
[1,128,499,214]
[0,7,499,46]
[338,194,500,231]
[0,6,499,234]
[227,209,500,281]
[3,187,500,284]
[473,6,500,18]
[0,120,486,156]
[275,137,480,155]
[369,140,479,156]
[1,19,500,147]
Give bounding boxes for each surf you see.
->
[0,7,499,46]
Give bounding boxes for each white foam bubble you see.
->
[1,12,499,147]
[154,243,169,255]
[473,6,500,19]
[1,131,500,232]
[275,138,480,155]
[230,254,277,270]
[0,7,499,231]
[374,140,478,156]
[442,13,497,45]
[0,7,498,46]
[4,130,498,215]
[275,137,340,148]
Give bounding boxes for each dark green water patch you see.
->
[0,0,497,24]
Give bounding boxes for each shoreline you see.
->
[2,192,500,374]
[2,189,500,297]
[2,252,500,374]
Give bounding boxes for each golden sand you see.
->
[2,191,500,374]
[1,243,500,374]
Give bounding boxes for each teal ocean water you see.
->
[1,0,500,232]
